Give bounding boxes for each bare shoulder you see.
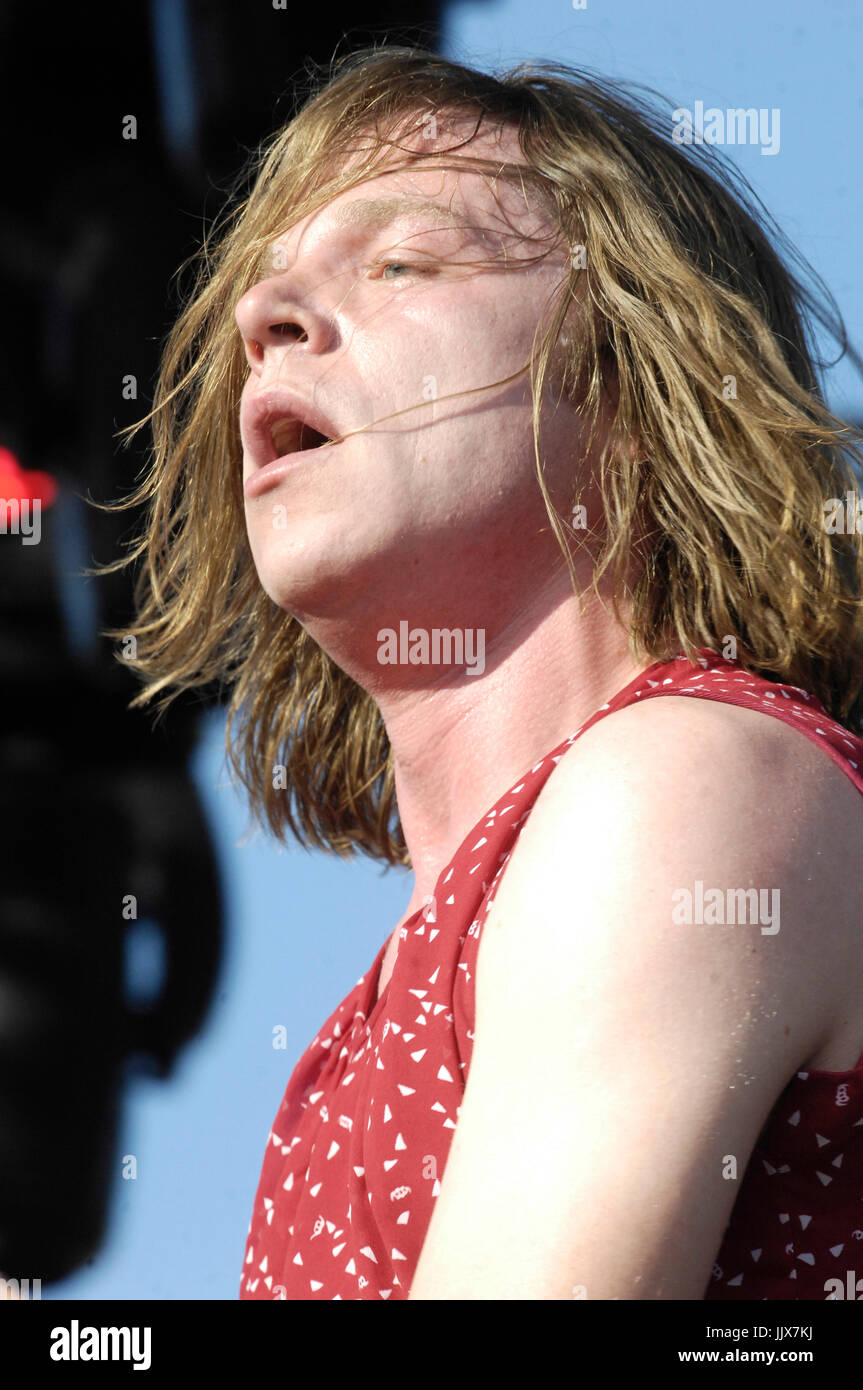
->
[555,689,863,817]
[411,693,863,1297]
[544,692,862,910]
[482,691,863,1068]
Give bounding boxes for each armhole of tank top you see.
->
[800,1048,863,1078]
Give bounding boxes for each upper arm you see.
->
[408,696,859,1300]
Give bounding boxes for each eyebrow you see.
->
[324,195,470,234]
[257,192,511,283]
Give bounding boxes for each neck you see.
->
[386,587,643,904]
[297,563,647,907]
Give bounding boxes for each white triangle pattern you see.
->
[237,652,863,1300]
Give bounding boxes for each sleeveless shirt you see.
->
[239,649,863,1300]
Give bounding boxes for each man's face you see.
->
[235,119,583,647]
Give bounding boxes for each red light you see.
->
[0,446,59,512]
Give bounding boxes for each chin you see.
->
[251,554,353,622]
[248,515,398,619]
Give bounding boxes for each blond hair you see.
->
[96,45,863,867]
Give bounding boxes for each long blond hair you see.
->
[96,45,863,868]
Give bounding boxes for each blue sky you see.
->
[47,0,862,1298]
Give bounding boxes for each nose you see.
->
[235,276,334,372]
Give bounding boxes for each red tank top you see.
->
[239,649,863,1300]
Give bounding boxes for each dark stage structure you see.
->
[0,1,448,1283]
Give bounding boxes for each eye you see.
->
[371,260,434,282]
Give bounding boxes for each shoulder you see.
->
[552,688,861,820]
[525,690,863,917]
[478,691,863,1072]
[410,693,863,1297]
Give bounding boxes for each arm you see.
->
[408,696,857,1299]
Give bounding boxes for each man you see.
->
[109,48,863,1298]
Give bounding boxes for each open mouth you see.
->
[271,417,332,458]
